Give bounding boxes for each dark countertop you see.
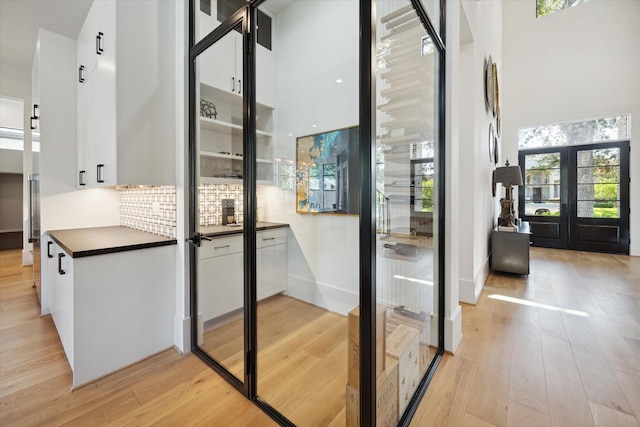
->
[200,222,289,238]
[47,226,177,258]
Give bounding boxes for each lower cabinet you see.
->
[197,228,287,325]
[45,236,175,388]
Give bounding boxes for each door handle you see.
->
[97,164,104,183]
[47,241,53,258]
[58,253,66,275]
[96,32,104,55]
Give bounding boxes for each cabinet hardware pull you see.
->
[97,164,104,183]
[47,241,53,258]
[58,253,66,275]
[33,104,39,119]
[214,245,230,249]
[263,237,275,241]
[79,170,86,186]
[231,77,235,92]
[237,79,241,94]
[30,116,37,130]
[79,65,85,83]
[96,32,104,55]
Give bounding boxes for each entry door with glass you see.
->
[519,141,630,254]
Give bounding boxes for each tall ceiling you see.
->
[0,0,93,67]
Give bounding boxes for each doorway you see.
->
[518,140,630,254]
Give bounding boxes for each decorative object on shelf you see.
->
[494,159,523,230]
[200,99,217,119]
[492,169,496,197]
[296,126,360,214]
[488,123,495,162]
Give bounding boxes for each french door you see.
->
[519,141,630,254]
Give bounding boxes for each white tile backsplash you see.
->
[199,184,243,226]
[120,186,176,238]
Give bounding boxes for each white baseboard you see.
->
[285,275,359,317]
[174,314,191,354]
[445,304,462,353]
[459,255,491,305]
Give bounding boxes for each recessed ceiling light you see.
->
[336,79,343,83]
[312,124,317,128]
[288,133,292,137]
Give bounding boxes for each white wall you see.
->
[450,1,502,308]
[502,0,640,256]
[265,0,361,315]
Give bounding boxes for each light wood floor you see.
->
[2,247,639,426]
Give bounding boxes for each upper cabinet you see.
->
[76,0,176,188]
[198,10,275,109]
[32,30,78,198]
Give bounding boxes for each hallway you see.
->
[1,247,639,426]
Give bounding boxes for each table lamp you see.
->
[495,159,523,229]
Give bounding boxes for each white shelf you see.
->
[200,116,272,137]
[200,176,273,185]
[200,151,273,164]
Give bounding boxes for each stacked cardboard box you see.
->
[347,305,386,389]
[346,357,399,427]
[347,304,399,427]
[386,324,420,414]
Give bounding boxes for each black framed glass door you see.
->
[189,1,446,425]
[190,10,249,393]
[519,141,630,254]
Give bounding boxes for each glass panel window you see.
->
[576,147,621,218]
[536,0,590,18]
[518,115,629,149]
[524,153,561,216]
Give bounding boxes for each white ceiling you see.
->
[0,0,93,67]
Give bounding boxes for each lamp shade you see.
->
[494,164,523,186]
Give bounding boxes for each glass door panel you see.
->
[255,1,360,425]
[569,142,630,254]
[519,141,629,254]
[376,0,441,423]
[519,149,568,249]
[195,22,245,383]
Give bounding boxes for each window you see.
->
[536,0,590,18]
[518,115,629,149]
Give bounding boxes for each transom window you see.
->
[518,114,629,149]
[536,0,591,18]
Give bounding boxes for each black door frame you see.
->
[519,141,630,254]
[188,1,447,425]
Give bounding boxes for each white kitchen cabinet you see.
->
[257,228,288,300]
[198,11,275,108]
[31,30,77,199]
[46,234,175,388]
[197,228,287,325]
[76,0,175,188]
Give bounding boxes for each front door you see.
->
[519,141,630,254]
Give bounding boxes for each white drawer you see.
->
[199,235,243,259]
[257,228,287,248]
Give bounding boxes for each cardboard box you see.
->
[347,304,386,389]
[386,324,420,414]
[346,357,399,427]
